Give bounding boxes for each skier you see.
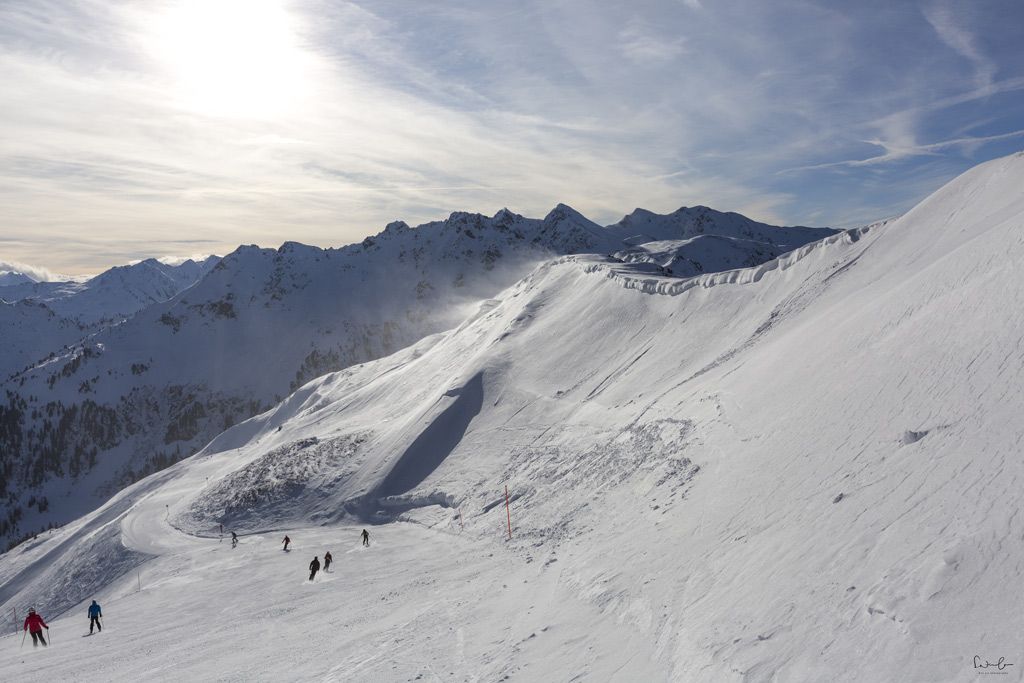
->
[23,608,49,647]
[361,529,370,547]
[324,551,333,572]
[87,600,102,634]
[282,535,291,551]
[308,556,320,581]
[231,532,238,548]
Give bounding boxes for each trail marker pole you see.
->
[137,570,142,593]
[505,485,512,540]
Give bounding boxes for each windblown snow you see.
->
[3,153,1024,681]
[0,204,832,547]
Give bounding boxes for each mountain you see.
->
[612,235,787,277]
[0,270,37,287]
[0,206,834,547]
[607,205,836,276]
[0,299,86,382]
[1,152,1020,680]
[0,256,221,384]
[0,256,221,326]
[606,204,829,247]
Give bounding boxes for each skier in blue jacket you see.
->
[88,600,102,634]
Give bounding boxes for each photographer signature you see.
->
[974,655,1014,674]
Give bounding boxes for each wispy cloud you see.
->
[619,20,687,64]
[923,1,997,90]
[782,128,1024,173]
[1,0,1023,271]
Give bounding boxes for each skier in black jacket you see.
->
[308,556,320,581]
[324,551,333,572]
[88,600,102,634]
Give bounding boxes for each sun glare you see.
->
[151,0,308,118]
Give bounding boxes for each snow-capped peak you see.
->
[0,201,835,550]
[0,270,38,287]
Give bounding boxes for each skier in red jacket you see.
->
[23,607,49,647]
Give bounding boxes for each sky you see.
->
[1,0,1023,276]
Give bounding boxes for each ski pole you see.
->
[20,630,26,649]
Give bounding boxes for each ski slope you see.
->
[1,447,665,681]
[3,152,1024,681]
[1,203,832,548]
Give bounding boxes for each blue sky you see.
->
[1,0,1023,274]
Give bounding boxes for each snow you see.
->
[3,152,1023,679]
[0,271,38,287]
[2,204,831,547]
[2,523,666,681]
[0,299,85,382]
[0,256,220,326]
[0,256,219,390]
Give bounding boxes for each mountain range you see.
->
[0,206,834,547]
[1,152,1021,680]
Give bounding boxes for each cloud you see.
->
[923,2,996,90]
[782,128,1024,173]
[0,259,64,282]
[869,75,1024,130]
[157,254,218,266]
[619,20,687,64]
[0,0,781,270]
[1,0,1023,271]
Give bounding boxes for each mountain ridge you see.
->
[2,152,1022,680]
[0,203,836,547]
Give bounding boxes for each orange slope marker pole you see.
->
[505,485,512,540]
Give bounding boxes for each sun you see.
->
[150,0,308,118]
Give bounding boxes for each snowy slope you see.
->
[0,256,220,388]
[0,299,85,382]
[0,205,832,547]
[0,270,37,287]
[0,256,220,326]
[606,205,829,247]
[2,153,1022,680]
[612,235,787,277]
